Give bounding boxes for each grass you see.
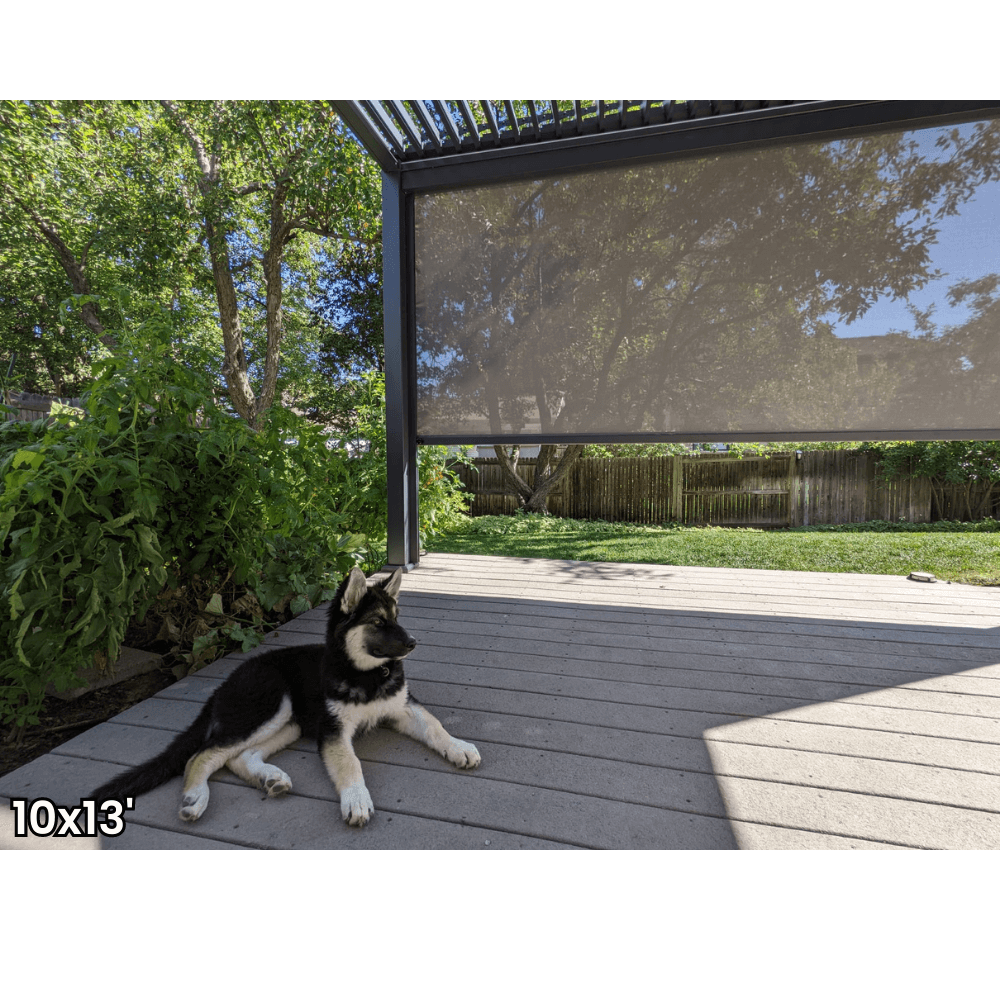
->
[426,515,1000,585]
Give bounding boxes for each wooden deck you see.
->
[3,551,1000,849]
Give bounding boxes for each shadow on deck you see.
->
[3,552,999,849]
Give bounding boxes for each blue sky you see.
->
[832,120,1000,339]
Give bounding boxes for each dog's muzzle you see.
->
[373,633,417,659]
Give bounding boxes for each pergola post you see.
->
[382,169,419,570]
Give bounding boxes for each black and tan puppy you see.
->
[91,568,480,826]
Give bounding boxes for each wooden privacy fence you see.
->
[453,452,937,527]
[2,390,84,424]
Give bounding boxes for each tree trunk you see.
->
[493,443,584,513]
[929,479,945,520]
[970,481,995,521]
[161,100,259,427]
[493,445,531,507]
[255,186,290,423]
[18,202,113,349]
[203,215,256,425]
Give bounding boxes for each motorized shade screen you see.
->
[413,116,1000,442]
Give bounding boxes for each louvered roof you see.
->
[332,100,808,172]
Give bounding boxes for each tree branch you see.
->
[10,195,110,345]
[159,101,215,183]
[290,221,380,245]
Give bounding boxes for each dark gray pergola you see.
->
[331,100,1000,570]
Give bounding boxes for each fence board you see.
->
[3,390,84,424]
[454,451,942,527]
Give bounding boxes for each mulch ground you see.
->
[1,579,293,781]
[0,666,178,779]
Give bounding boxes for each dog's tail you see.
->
[90,701,213,804]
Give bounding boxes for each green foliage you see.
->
[156,99,382,423]
[251,402,365,610]
[863,441,1000,522]
[421,445,475,538]
[0,402,169,729]
[325,372,390,571]
[0,313,361,731]
[581,442,693,458]
[324,372,474,572]
[0,101,212,393]
[0,99,383,417]
[724,441,868,457]
[865,441,1000,484]
[450,513,1000,537]
[454,512,664,537]
[310,236,384,392]
[790,519,1000,533]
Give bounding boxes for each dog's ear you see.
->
[340,567,368,614]
[381,567,403,600]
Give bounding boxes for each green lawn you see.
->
[426,515,1000,585]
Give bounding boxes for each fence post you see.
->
[671,455,684,522]
[789,453,800,527]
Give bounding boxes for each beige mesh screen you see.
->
[414,116,1000,441]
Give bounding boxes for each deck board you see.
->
[2,551,998,849]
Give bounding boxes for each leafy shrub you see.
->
[0,316,361,731]
[582,442,692,458]
[864,441,1000,522]
[421,444,474,538]
[0,325,479,732]
[327,372,473,571]
[1,397,172,730]
[326,372,391,571]
[867,441,1000,484]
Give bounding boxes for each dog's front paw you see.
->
[264,772,292,798]
[179,787,209,822]
[340,784,374,827]
[446,739,481,769]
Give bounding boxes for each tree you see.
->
[158,100,381,428]
[311,236,385,379]
[0,100,203,393]
[300,234,386,428]
[0,101,383,426]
